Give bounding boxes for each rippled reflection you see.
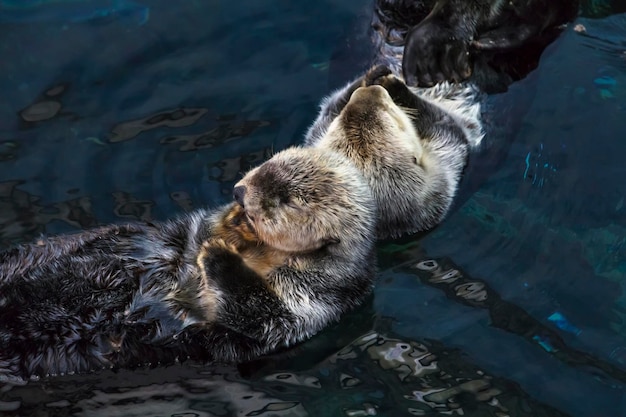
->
[18,83,67,123]
[0,329,573,417]
[161,120,272,152]
[109,108,209,143]
[0,180,97,245]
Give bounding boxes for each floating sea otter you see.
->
[0,147,376,382]
[306,0,579,239]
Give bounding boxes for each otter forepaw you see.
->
[199,239,246,282]
[368,72,412,103]
[371,73,402,89]
[364,65,393,86]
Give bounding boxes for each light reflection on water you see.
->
[0,328,572,417]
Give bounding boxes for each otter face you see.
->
[234,147,375,253]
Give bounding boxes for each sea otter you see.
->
[0,147,376,382]
[306,65,482,239]
[305,0,579,239]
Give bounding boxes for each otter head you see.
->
[315,83,433,239]
[331,84,424,166]
[233,147,375,254]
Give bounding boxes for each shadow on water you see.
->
[1,1,626,416]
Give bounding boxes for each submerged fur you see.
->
[0,147,376,382]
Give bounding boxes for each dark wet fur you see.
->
[374,0,580,92]
[0,205,375,382]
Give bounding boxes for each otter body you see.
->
[0,147,376,382]
[305,0,578,239]
[306,66,482,239]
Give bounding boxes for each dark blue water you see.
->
[1,1,625,416]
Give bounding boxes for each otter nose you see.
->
[233,186,246,207]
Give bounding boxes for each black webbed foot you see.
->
[402,18,471,87]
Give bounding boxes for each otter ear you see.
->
[323,237,340,246]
